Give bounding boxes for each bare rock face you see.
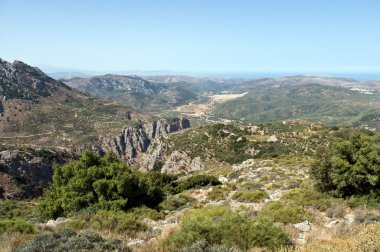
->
[159,151,203,174]
[104,117,190,163]
[161,151,191,174]
[0,149,69,199]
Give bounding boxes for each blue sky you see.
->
[0,0,379,75]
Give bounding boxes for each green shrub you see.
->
[128,206,164,221]
[0,218,35,234]
[89,210,147,236]
[280,179,335,211]
[207,186,230,201]
[63,219,88,231]
[310,133,380,198]
[241,182,261,190]
[18,229,130,252]
[181,239,233,252]
[159,193,196,211]
[176,175,221,192]
[259,201,312,224]
[163,205,292,251]
[0,200,37,220]
[232,190,269,203]
[346,195,380,209]
[37,152,177,219]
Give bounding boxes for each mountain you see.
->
[0,58,149,149]
[0,59,194,199]
[63,75,198,112]
[144,75,246,92]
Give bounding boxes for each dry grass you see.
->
[0,232,34,252]
[283,222,380,252]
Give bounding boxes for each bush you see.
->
[128,206,164,221]
[176,175,221,192]
[37,152,177,219]
[0,200,36,219]
[325,203,347,218]
[207,186,230,201]
[159,193,196,211]
[18,229,130,252]
[280,179,335,211]
[163,205,292,251]
[181,239,233,252]
[232,190,269,203]
[310,133,380,198]
[89,210,147,236]
[0,218,35,234]
[63,219,88,231]
[259,201,312,224]
[346,195,380,209]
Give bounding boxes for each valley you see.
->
[0,58,379,252]
[2,1,379,251]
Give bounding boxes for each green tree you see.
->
[37,152,176,219]
[310,133,380,198]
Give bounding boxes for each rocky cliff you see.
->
[104,117,190,164]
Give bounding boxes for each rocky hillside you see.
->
[0,58,149,149]
[137,120,340,175]
[0,148,71,199]
[0,59,68,101]
[0,59,197,199]
[64,75,197,112]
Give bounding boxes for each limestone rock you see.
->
[218,176,228,183]
[161,151,191,174]
[294,220,312,232]
[267,135,278,142]
[103,117,190,163]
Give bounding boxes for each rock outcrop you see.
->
[0,149,70,199]
[159,151,204,174]
[104,117,190,164]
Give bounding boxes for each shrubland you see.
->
[1,124,379,252]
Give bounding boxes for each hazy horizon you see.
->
[37,64,380,81]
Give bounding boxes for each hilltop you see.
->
[63,75,197,112]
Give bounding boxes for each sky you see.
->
[0,0,379,76]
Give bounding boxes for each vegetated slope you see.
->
[233,75,380,90]
[146,120,365,175]
[213,82,380,129]
[0,58,147,149]
[64,75,198,112]
[6,123,379,252]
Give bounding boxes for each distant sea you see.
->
[204,72,380,81]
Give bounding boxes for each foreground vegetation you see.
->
[1,124,379,251]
